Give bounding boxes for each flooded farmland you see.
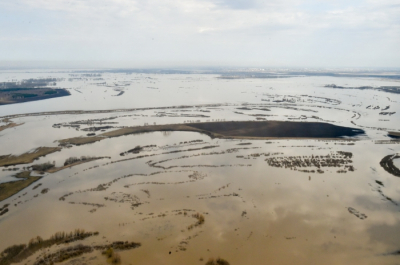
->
[1,71,400,265]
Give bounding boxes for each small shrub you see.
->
[102,247,114,258]
[102,247,122,264]
[205,258,230,265]
[111,253,121,264]
[31,162,54,172]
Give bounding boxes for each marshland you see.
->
[0,70,400,265]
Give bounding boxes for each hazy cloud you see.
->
[0,0,399,67]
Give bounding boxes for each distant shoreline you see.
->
[0,88,70,106]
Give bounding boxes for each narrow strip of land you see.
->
[0,103,232,120]
[59,121,365,146]
[0,123,23,132]
[46,157,109,173]
[0,171,41,202]
[388,131,400,138]
[0,147,61,167]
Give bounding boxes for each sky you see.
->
[0,0,399,68]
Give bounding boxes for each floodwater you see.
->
[0,71,400,265]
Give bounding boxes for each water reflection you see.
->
[0,131,399,264]
[1,72,400,264]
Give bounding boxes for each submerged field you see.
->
[0,71,400,265]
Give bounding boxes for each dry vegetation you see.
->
[265,151,354,173]
[0,147,61,167]
[102,248,121,264]
[34,244,93,265]
[0,229,98,265]
[0,78,70,105]
[30,157,110,173]
[30,162,54,172]
[0,171,41,202]
[58,124,208,146]
[0,123,23,132]
[33,241,140,265]
[0,204,9,216]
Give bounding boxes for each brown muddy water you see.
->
[0,132,399,265]
[0,72,400,265]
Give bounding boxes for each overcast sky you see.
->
[0,0,399,68]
